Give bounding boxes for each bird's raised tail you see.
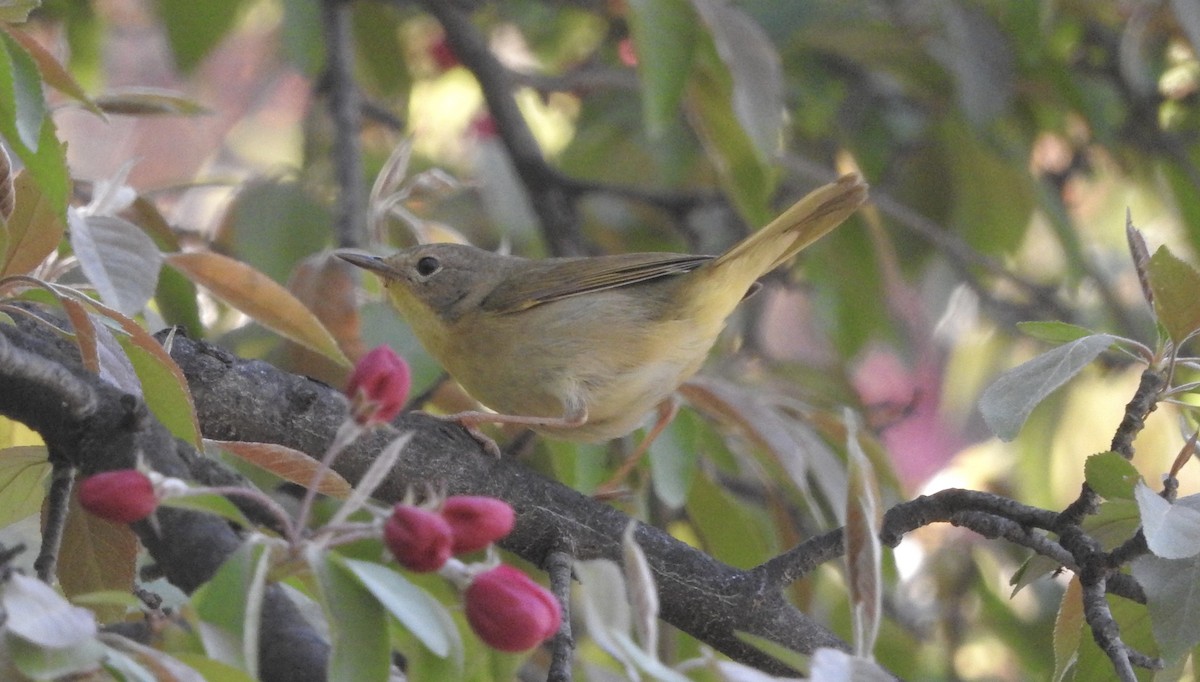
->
[712,173,868,277]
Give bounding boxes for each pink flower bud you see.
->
[465,565,561,652]
[384,505,453,573]
[77,470,157,523]
[441,496,515,554]
[346,346,410,425]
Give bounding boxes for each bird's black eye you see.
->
[416,256,441,277]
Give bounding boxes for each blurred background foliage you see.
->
[7,0,1200,679]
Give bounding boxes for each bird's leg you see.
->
[594,397,679,497]
[438,403,589,458]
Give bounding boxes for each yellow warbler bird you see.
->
[339,173,867,446]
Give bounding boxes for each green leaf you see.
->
[0,30,69,225]
[648,408,699,510]
[154,0,244,73]
[627,0,696,137]
[159,491,252,528]
[2,26,100,115]
[0,445,49,528]
[1135,483,1200,560]
[978,333,1112,441]
[117,333,200,445]
[1016,320,1098,344]
[1083,451,1140,500]
[0,29,45,151]
[690,0,783,160]
[223,179,331,285]
[313,552,390,682]
[1148,245,1200,344]
[686,469,773,568]
[686,34,775,227]
[1132,553,1200,663]
[338,557,461,660]
[192,542,254,648]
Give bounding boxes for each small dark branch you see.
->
[1106,530,1149,569]
[546,547,576,682]
[1079,572,1139,681]
[34,464,74,582]
[947,511,1075,568]
[321,0,367,249]
[752,528,845,587]
[754,489,1060,588]
[417,0,587,255]
[1105,572,1146,605]
[1059,368,1164,527]
[878,489,1060,545]
[361,99,405,131]
[1111,369,1166,459]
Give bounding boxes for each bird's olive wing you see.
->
[481,252,713,313]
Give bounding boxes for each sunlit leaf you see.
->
[119,333,201,445]
[69,213,163,316]
[1148,245,1200,344]
[1135,483,1200,560]
[0,445,49,527]
[207,439,351,497]
[978,334,1113,441]
[166,251,349,366]
[1083,451,1140,500]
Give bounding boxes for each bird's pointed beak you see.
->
[336,250,397,278]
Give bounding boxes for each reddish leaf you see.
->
[166,251,349,366]
[207,439,351,497]
[2,171,64,277]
